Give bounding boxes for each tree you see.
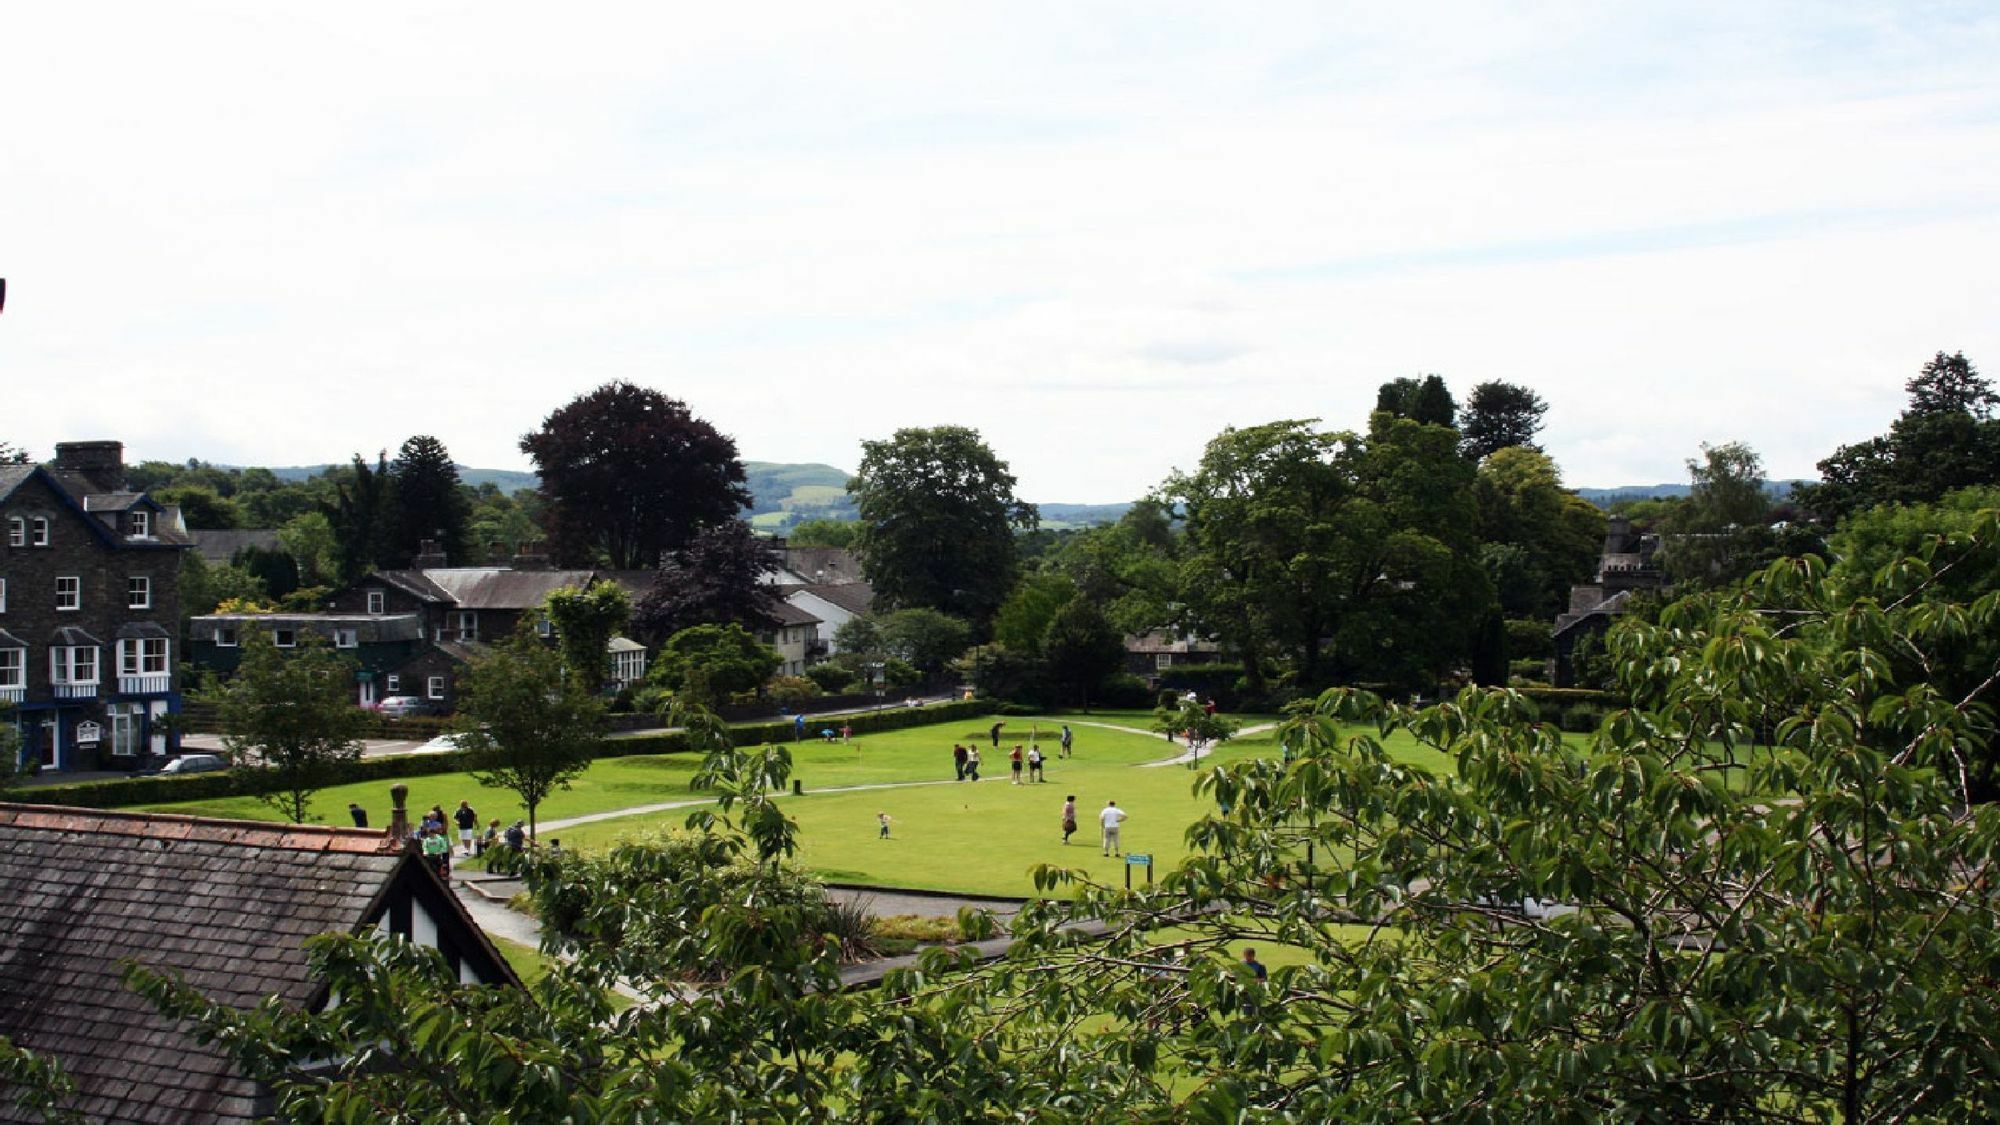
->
[1374,374,1455,427]
[1166,415,1487,693]
[390,435,471,565]
[1459,379,1549,460]
[1662,440,1774,587]
[217,631,366,824]
[1040,597,1126,708]
[454,628,606,842]
[521,382,751,568]
[1050,499,1181,637]
[543,581,631,689]
[848,426,1037,626]
[0,704,23,796]
[1473,446,1603,617]
[0,442,30,464]
[153,485,240,530]
[1802,351,2000,523]
[647,623,782,706]
[992,573,1079,654]
[785,518,859,548]
[874,608,973,681]
[631,520,777,642]
[277,511,340,588]
[320,452,400,583]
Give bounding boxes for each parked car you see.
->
[375,696,435,718]
[135,753,229,777]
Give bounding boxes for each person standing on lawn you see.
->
[1027,744,1045,782]
[989,720,1004,748]
[1060,724,1073,758]
[965,745,982,781]
[453,800,479,857]
[877,811,892,839]
[1099,800,1128,857]
[1010,744,1024,785]
[953,743,968,780]
[1061,796,1078,845]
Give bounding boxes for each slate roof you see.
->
[0,464,33,500]
[758,599,821,628]
[0,805,456,1124]
[789,581,874,616]
[775,546,864,586]
[187,528,284,565]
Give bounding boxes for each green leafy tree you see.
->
[848,425,1037,626]
[874,608,972,681]
[1374,373,1456,427]
[648,623,782,706]
[521,382,751,568]
[0,442,30,464]
[321,452,401,582]
[217,631,366,824]
[1662,440,1775,587]
[992,573,1078,654]
[454,628,606,842]
[785,518,859,548]
[1050,498,1181,636]
[1458,379,1550,460]
[1474,446,1604,617]
[0,705,23,795]
[1803,351,2000,522]
[154,484,240,530]
[543,581,631,689]
[277,511,339,587]
[466,483,543,564]
[390,435,471,565]
[0,1035,76,1122]
[1040,597,1127,708]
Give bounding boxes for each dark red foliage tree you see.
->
[520,383,751,569]
[632,520,778,642]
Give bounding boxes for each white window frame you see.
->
[215,625,238,647]
[613,649,646,683]
[273,628,297,648]
[366,590,385,615]
[119,637,170,676]
[109,703,142,757]
[334,628,358,649]
[30,517,49,547]
[6,517,21,547]
[50,645,99,686]
[385,673,401,693]
[535,616,553,637]
[426,675,446,700]
[0,647,23,690]
[1155,653,1172,670]
[128,575,151,609]
[455,611,478,641]
[0,577,7,613]
[56,576,80,611]
[131,510,151,538]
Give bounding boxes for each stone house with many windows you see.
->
[0,442,191,772]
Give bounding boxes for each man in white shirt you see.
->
[1099,800,1128,857]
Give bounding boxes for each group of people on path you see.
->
[956,723,1073,783]
[350,798,532,878]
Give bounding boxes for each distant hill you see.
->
[1575,480,1809,508]
[236,459,1136,532]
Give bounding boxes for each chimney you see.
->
[51,441,126,493]
[412,539,447,570]
[510,539,551,570]
[389,783,413,850]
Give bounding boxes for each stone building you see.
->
[1551,515,1668,686]
[0,441,191,771]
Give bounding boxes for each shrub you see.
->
[766,675,818,708]
[804,664,856,693]
[1156,663,1244,707]
[1095,674,1154,709]
[1559,703,1606,733]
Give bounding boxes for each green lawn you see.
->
[139,711,1466,897]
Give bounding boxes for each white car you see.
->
[376,696,435,718]
[151,753,228,775]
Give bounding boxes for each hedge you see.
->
[22,700,991,811]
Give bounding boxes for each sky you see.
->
[4,2,1998,503]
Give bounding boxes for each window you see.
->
[6,517,21,547]
[109,704,142,757]
[455,611,478,641]
[426,675,446,700]
[1155,653,1173,670]
[385,674,401,693]
[56,576,80,611]
[613,649,646,683]
[119,638,170,676]
[366,590,385,615]
[0,648,23,690]
[128,576,151,609]
[273,628,297,648]
[50,646,98,686]
[0,578,6,613]
[30,517,49,546]
[334,628,358,649]
[215,625,238,647]
[131,511,151,538]
[535,616,553,637]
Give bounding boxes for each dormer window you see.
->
[30,517,49,547]
[131,510,151,538]
[366,590,385,615]
[6,517,21,547]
